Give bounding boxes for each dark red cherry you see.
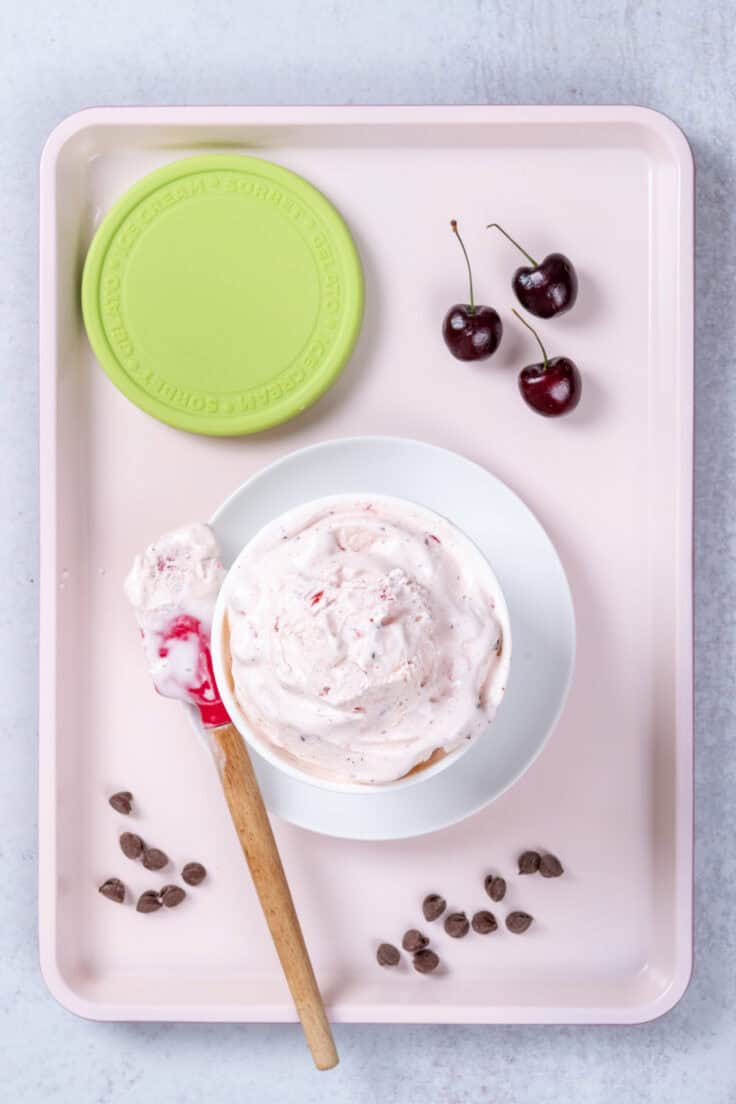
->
[443,303,503,361]
[443,220,502,361]
[512,309,581,417]
[519,356,581,416]
[488,224,578,318]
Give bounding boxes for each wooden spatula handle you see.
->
[212,723,338,1071]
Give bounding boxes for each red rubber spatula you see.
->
[126,528,338,1071]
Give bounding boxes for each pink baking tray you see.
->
[39,106,693,1024]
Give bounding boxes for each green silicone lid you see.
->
[81,154,364,435]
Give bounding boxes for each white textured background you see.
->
[1,2,734,1101]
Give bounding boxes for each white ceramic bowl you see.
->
[211,493,512,794]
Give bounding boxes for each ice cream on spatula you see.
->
[125,524,228,727]
[125,523,337,1071]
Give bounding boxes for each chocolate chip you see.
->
[108,791,133,815]
[484,875,506,902]
[518,850,541,875]
[506,910,533,934]
[181,862,207,886]
[376,942,400,966]
[119,832,144,860]
[444,911,470,938]
[142,847,168,871]
[422,893,446,922]
[160,884,186,908]
[539,853,564,878]
[413,949,440,974]
[136,890,162,914]
[98,877,125,903]
[402,929,429,953]
[472,910,498,934]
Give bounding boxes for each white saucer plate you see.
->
[207,436,575,840]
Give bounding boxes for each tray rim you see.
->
[38,103,694,1026]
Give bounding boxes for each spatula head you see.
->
[145,612,229,728]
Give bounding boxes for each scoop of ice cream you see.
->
[224,496,509,784]
[125,522,224,626]
[125,523,225,718]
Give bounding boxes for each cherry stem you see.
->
[512,308,549,371]
[450,219,475,313]
[487,223,538,267]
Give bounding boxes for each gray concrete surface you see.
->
[1,1,734,1100]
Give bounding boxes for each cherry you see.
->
[442,220,502,361]
[512,309,581,417]
[488,224,578,319]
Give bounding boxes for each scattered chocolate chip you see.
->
[142,847,168,871]
[108,791,133,815]
[506,910,534,934]
[160,884,186,908]
[136,890,162,914]
[422,893,447,922]
[119,832,144,860]
[484,875,506,902]
[402,929,429,953]
[518,850,541,875]
[376,942,400,967]
[181,862,207,886]
[539,853,564,878]
[413,949,440,974]
[472,910,498,934]
[98,877,125,904]
[444,911,470,938]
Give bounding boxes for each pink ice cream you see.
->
[223,495,510,784]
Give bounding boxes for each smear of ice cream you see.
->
[125,523,225,722]
[224,495,509,784]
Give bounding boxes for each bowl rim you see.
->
[210,490,512,794]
